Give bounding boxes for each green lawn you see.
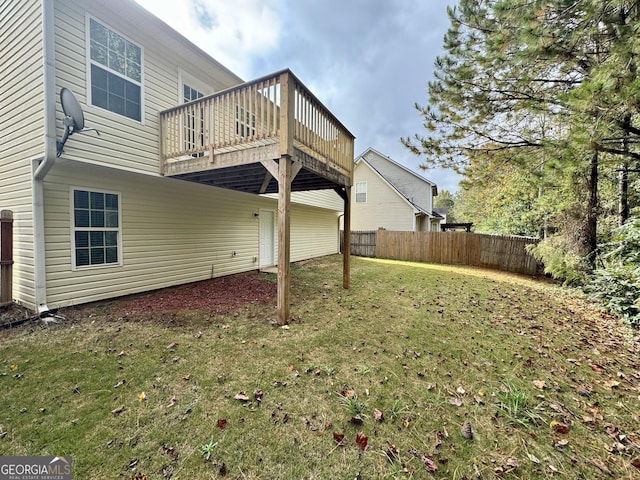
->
[1,255,639,479]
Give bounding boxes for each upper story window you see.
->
[72,189,121,269]
[88,18,142,122]
[355,182,367,203]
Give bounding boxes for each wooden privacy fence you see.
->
[1,210,13,306]
[343,230,539,275]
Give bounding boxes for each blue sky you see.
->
[134,0,461,192]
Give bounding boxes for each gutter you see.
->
[32,0,57,313]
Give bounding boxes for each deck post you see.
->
[277,156,293,324]
[276,70,297,325]
[342,186,351,289]
[1,210,14,306]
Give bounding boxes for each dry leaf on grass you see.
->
[355,432,368,451]
[421,454,438,472]
[373,408,384,422]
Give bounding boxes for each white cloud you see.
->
[135,0,281,77]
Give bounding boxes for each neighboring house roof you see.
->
[355,147,439,217]
[433,207,448,219]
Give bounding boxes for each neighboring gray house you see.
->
[351,148,442,232]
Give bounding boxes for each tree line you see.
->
[405,0,640,325]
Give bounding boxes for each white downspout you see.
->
[32,0,57,313]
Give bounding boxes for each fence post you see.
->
[1,210,13,306]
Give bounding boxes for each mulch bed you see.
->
[112,271,277,316]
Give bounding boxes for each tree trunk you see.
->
[619,114,631,226]
[586,149,598,269]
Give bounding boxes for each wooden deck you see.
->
[159,70,354,325]
[160,69,354,193]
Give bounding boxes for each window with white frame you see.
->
[73,189,121,268]
[183,83,205,153]
[355,182,367,203]
[89,17,142,121]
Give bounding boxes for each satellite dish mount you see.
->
[56,87,100,157]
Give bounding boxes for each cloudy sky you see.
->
[134,0,461,192]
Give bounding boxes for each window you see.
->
[183,83,205,154]
[89,18,142,121]
[73,189,121,268]
[355,182,367,203]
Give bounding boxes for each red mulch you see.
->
[113,271,276,316]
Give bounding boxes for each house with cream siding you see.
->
[351,148,441,232]
[0,0,354,321]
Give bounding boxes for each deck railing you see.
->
[160,69,354,178]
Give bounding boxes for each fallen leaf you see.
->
[449,397,463,407]
[373,408,384,422]
[505,458,520,469]
[182,374,190,381]
[216,419,227,429]
[550,421,570,434]
[254,389,264,403]
[527,453,540,463]
[350,417,364,425]
[631,458,640,470]
[114,379,125,388]
[456,386,466,395]
[461,421,473,440]
[166,396,176,408]
[591,458,613,475]
[422,454,438,472]
[162,445,179,462]
[533,380,547,389]
[137,392,146,402]
[604,379,620,390]
[111,406,125,416]
[333,431,346,446]
[355,432,368,451]
[340,389,356,399]
[234,392,250,402]
[167,342,178,349]
[385,442,399,463]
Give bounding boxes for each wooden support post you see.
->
[342,186,351,289]
[277,156,293,325]
[1,210,14,306]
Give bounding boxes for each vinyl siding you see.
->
[42,160,338,308]
[53,0,243,175]
[266,190,344,211]
[0,0,44,307]
[351,162,415,231]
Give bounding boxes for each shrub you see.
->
[587,216,640,327]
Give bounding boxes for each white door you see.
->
[259,210,275,267]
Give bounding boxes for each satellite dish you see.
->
[56,87,100,157]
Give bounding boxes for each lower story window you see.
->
[73,189,121,268]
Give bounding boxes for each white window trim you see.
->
[178,70,213,104]
[355,181,367,203]
[85,14,145,124]
[70,186,123,271]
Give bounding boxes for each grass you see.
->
[1,255,639,479]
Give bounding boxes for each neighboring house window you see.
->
[355,182,367,203]
[236,105,255,137]
[89,18,142,121]
[73,189,121,268]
